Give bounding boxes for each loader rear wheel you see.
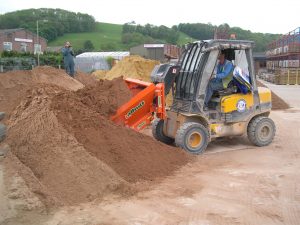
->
[175,122,209,154]
[247,116,276,147]
[152,119,174,145]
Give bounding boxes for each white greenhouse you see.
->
[75,51,130,72]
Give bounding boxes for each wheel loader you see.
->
[112,39,276,154]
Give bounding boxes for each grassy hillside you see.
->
[48,22,126,50]
[48,22,194,50]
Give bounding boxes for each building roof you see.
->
[144,44,164,48]
[253,52,266,59]
[76,51,130,60]
[0,28,24,34]
[0,28,47,41]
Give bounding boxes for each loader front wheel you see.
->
[175,122,209,154]
[152,119,174,145]
[247,116,276,147]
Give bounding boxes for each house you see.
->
[130,44,181,62]
[0,28,47,53]
[253,52,267,74]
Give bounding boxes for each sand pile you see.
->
[1,67,191,207]
[93,55,159,81]
[92,70,108,80]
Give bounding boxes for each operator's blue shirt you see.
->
[216,59,233,79]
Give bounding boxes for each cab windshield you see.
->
[175,42,205,100]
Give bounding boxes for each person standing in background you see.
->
[61,41,75,77]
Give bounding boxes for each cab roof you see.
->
[193,39,255,52]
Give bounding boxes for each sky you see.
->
[0,0,298,34]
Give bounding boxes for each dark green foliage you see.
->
[1,50,31,57]
[105,56,114,68]
[122,23,180,45]
[0,51,63,69]
[83,40,95,51]
[0,8,96,42]
[176,23,215,40]
[176,23,280,51]
[38,52,63,66]
[121,32,155,48]
[100,42,117,51]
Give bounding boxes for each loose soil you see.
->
[51,77,191,183]
[0,66,83,116]
[0,66,191,210]
[74,70,98,87]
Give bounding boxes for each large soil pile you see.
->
[6,88,127,207]
[0,66,83,116]
[75,70,98,87]
[51,80,190,183]
[93,55,159,81]
[1,67,191,207]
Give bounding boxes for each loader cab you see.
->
[171,40,258,116]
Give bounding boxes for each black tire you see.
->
[247,116,276,147]
[0,123,6,142]
[175,122,210,154]
[152,119,174,145]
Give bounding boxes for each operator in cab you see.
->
[204,50,234,110]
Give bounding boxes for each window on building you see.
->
[34,44,41,54]
[20,43,27,52]
[3,42,12,51]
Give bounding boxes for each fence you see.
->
[259,68,300,85]
[0,57,63,73]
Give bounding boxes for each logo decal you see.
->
[125,101,145,119]
[236,99,247,112]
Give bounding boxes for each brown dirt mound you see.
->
[257,81,289,110]
[98,55,159,81]
[6,85,129,207]
[51,78,191,183]
[74,77,132,116]
[0,66,83,116]
[75,70,98,87]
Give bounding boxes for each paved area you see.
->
[259,79,300,108]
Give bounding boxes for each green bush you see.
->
[105,56,114,68]
[0,51,63,69]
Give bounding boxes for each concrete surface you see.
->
[259,79,300,109]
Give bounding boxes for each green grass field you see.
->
[48,22,126,50]
[48,22,194,50]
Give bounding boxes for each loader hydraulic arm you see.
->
[111,78,166,131]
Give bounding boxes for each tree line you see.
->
[122,23,180,47]
[0,8,96,42]
[174,23,280,52]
